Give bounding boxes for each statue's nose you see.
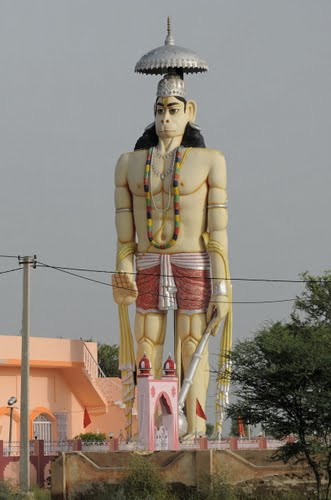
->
[161,110,171,123]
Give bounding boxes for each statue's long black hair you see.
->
[134,97,206,151]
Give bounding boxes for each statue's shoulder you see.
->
[192,149,227,186]
[115,150,148,185]
[190,148,226,170]
[190,147,225,158]
[116,150,146,172]
[116,150,147,168]
[204,148,225,159]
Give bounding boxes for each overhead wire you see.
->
[0,267,23,276]
[37,260,297,305]
[0,258,314,304]
[32,262,323,284]
[36,262,111,287]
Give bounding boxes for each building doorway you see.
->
[33,414,52,442]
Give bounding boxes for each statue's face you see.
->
[155,97,189,139]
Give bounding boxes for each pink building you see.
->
[0,334,136,443]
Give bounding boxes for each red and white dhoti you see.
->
[135,252,211,314]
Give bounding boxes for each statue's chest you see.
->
[127,166,146,196]
[176,166,208,195]
[127,159,209,197]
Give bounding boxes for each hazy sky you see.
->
[1,1,330,394]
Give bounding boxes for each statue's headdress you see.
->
[135,17,208,99]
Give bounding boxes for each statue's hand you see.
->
[112,272,138,305]
[206,295,229,337]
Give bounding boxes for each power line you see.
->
[41,265,111,274]
[37,262,111,287]
[37,261,296,305]
[0,267,23,276]
[1,254,327,284]
[33,262,325,284]
[211,298,295,304]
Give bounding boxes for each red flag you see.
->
[196,398,207,420]
[83,408,91,428]
[238,416,245,437]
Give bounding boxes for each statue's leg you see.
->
[135,311,167,378]
[177,312,209,434]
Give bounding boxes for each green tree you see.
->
[206,423,214,437]
[97,343,121,377]
[227,272,331,500]
[292,270,331,326]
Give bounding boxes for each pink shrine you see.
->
[137,354,179,451]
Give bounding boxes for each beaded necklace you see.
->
[144,146,183,250]
[150,148,173,212]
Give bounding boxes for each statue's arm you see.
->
[206,150,230,333]
[115,154,135,271]
[113,153,138,305]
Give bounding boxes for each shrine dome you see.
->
[163,354,176,377]
[138,353,152,377]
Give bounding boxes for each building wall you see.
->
[0,335,133,441]
[0,366,84,440]
[0,336,96,366]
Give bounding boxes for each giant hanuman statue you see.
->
[113,19,232,439]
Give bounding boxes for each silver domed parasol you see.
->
[135,18,208,75]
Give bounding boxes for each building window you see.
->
[54,412,68,441]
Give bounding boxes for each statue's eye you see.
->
[157,109,165,115]
[169,109,179,114]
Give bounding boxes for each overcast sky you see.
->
[1,0,330,407]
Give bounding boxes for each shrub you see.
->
[0,480,16,500]
[69,481,120,499]
[69,455,170,500]
[196,472,237,500]
[120,454,172,500]
[30,486,51,499]
[0,481,51,500]
[73,432,107,442]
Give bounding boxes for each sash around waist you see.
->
[136,252,210,272]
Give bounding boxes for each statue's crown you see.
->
[156,74,186,98]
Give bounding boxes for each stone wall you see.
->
[51,449,303,499]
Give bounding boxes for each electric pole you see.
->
[19,255,36,492]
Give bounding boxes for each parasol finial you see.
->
[165,16,175,45]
